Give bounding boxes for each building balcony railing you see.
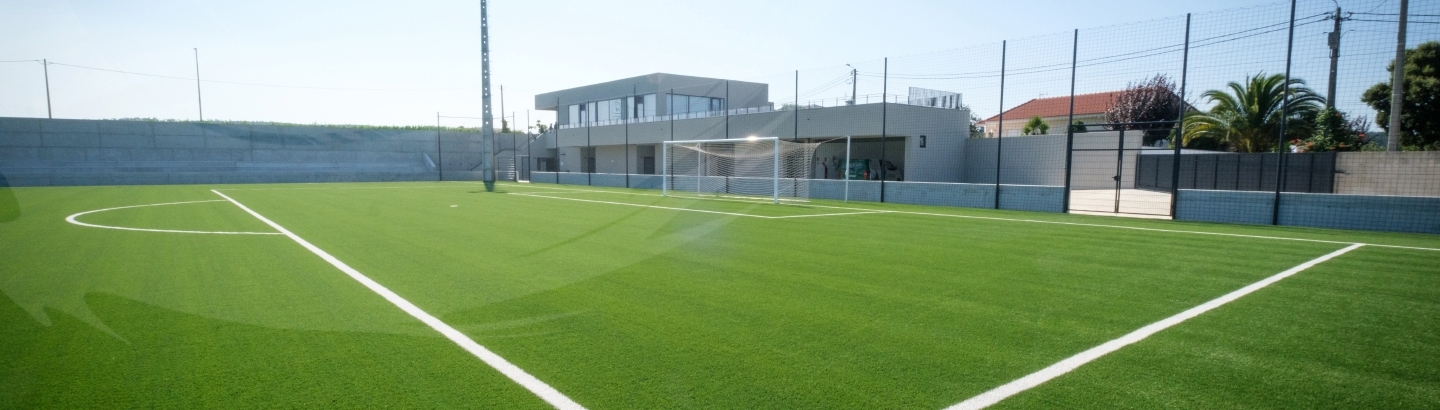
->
[555,93,962,130]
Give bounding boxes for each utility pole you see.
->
[193,48,204,121]
[1326,7,1344,108]
[845,64,857,105]
[1388,0,1408,151]
[42,59,52,119]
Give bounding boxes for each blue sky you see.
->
[0,0,1424,129]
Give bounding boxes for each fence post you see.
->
[1272,0,1298,225]
[587,103,593,186]
[1170,14,1191,217]
[794,71,799,142]
[436,112,443,182]
[1062,31,1079,213]
[626,85,633,188]
[995,41,1007,210]
[880,58,888,202]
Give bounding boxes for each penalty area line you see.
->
[209,190,585,410]
[944,243,1365,410]
[510,192,892,219]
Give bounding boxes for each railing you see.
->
[555,93,965,130]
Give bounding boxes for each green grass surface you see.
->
[1,181,1437,409]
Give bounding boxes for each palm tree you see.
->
[1182,73,1323,152]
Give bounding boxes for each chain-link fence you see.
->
[524,0,1438,234]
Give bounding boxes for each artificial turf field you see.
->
[1,180,1438,409]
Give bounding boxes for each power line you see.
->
[44,61,482,91]
[859,15,1333,81]
[0,60,42,63]
[1349,18,1440,24]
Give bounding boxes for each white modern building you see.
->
[528,73,973,183]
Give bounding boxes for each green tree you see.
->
[1361,41,1440,150]
[1181,73,1322,152]
[1070,121,1089,133]
[1104,74,1184,144]
[500,119,511,133]
[1022,116,1049,135]
[961,104,985,138]
[1297,107,1369,152]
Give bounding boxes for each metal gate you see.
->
[1067,122,1178,217]
[516,155,530,182]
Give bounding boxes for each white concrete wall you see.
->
[1335,151,1440,197]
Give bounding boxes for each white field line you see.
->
[510,192,890,220]
[881,210,1439,252]
[220,185,464,191]
[210,190,585,410]
[509,193,768,218]
[65,200,284,235]
[499,183,878,211]
[945,243,1366,410]
[767,211,895,219]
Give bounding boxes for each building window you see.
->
[668,94,724,115]
[629,94,656,119]
[919,135,926,148]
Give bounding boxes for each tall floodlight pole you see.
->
[1272,0,1298,225]
[478,0,496,191]
[1169,14,1192,218]
[42,59,52,119]
[994,41,1007,210]
[1388,0,1409,151]
[193,48,204,121]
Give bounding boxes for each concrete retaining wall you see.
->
[999,185,1067,213]
[589,173,628,188]
[558,172,589,185]
[529,173,1067,213]
[1175,189,1440,234]
[810,179,882,202]
[883,181,993,208]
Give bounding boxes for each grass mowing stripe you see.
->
[946,243,1366,410]
[65,200,284,235]
[209,190,585,410]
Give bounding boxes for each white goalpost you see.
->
[662,137,819,204]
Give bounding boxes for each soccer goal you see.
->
[663,137,819,203]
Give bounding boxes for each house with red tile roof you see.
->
[978,91,1121,137]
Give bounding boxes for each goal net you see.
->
[663,138,819,203]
